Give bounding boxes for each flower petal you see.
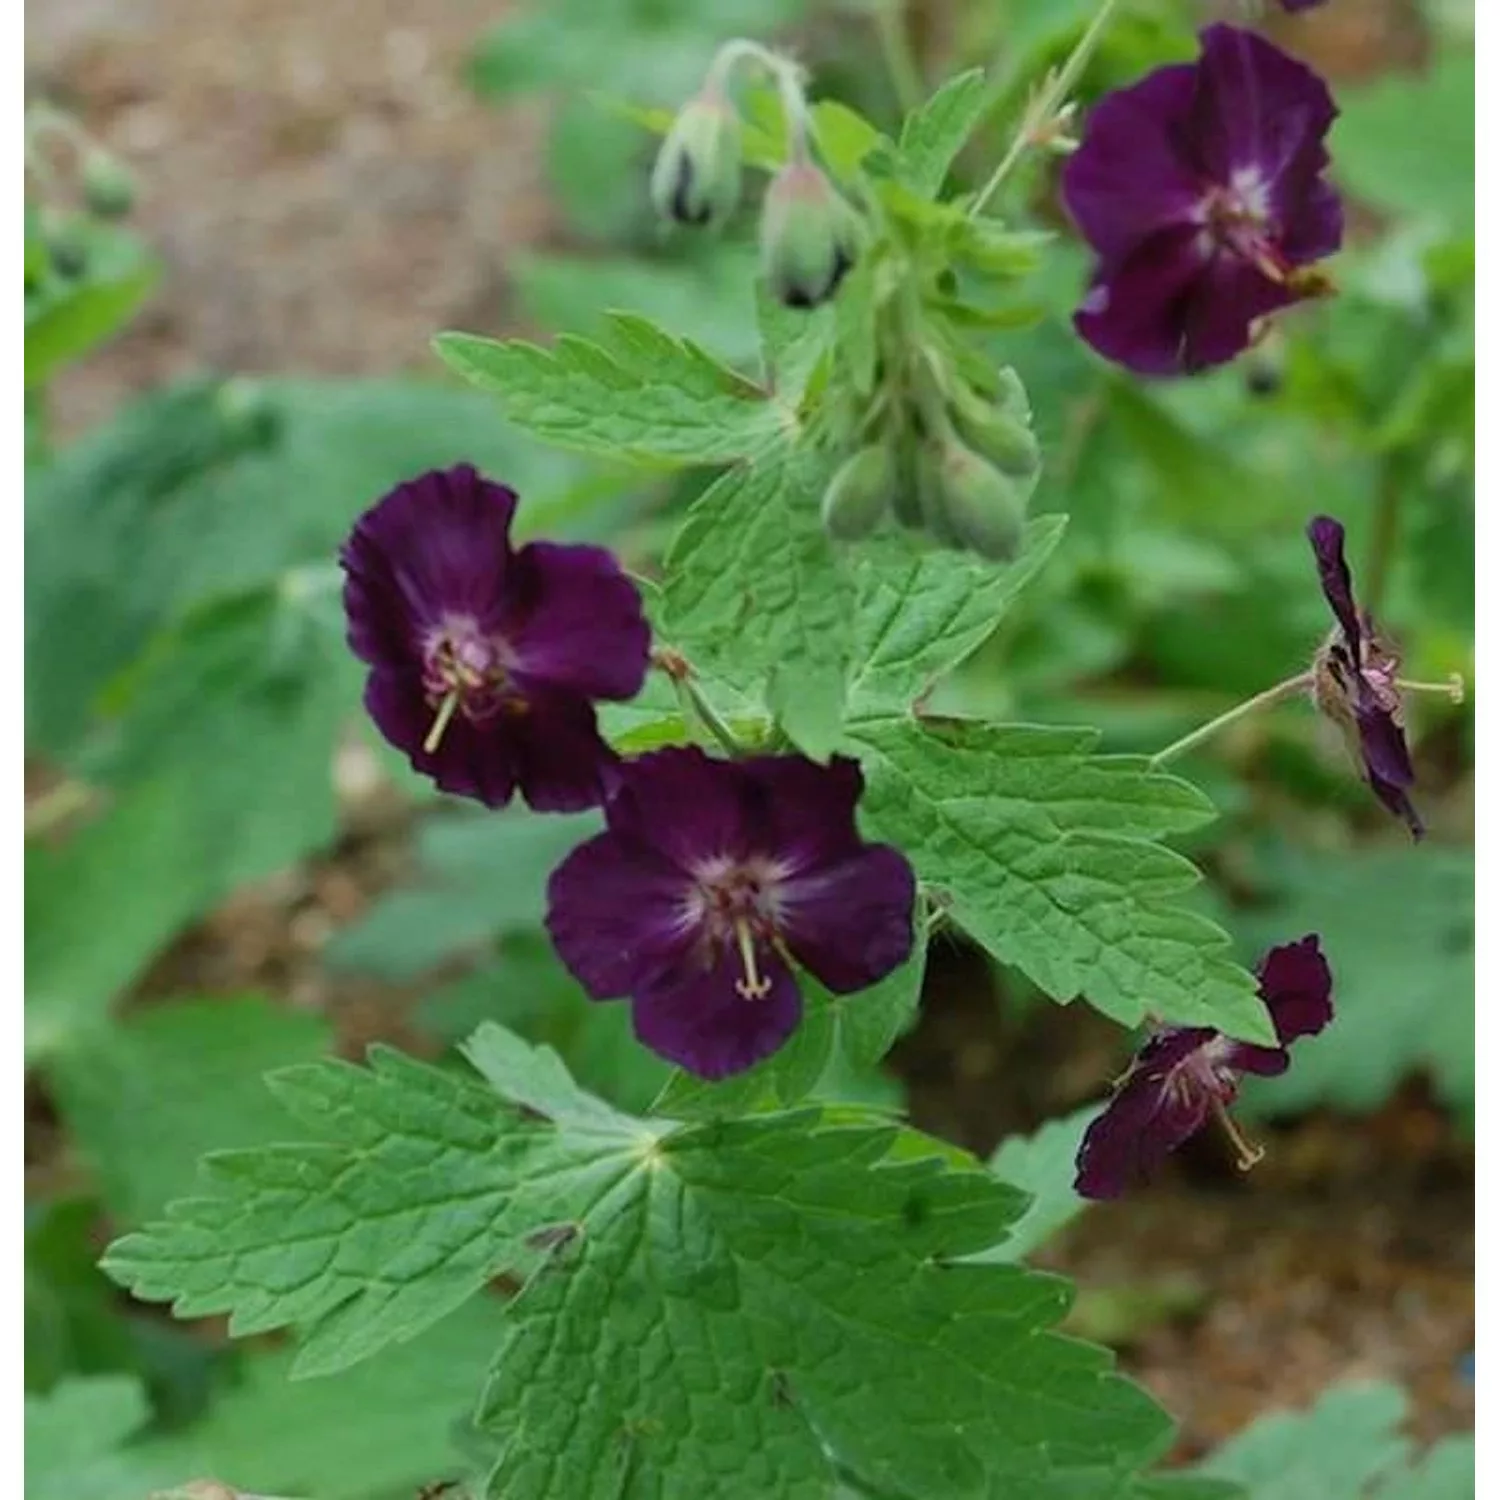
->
[779,845,918,994]
[1180,253,1297,373]
[545,830,697,1000]
[1306,515,1364,662]
[1355,704,1424,838]
[632,957,802,1080]
[504,541,651,702]
[738,754,868,872]
[364,668,519,808]
[1073,227,1209,376]
[1256,934,1334,1045]
[604,746,755,872]
[1190,25,1338,193]
[1074,1028,1219,1200]
[340,465,518,669]
[1061,62,1203,262]
[509,689,618,813]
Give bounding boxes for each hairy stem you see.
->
[969,0,1122,217]
[1148,672,1314,769]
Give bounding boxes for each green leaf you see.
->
[1196,1382,1470,1500]
[25,1375,178,1500]
[982,1106,1096,1262]
[898,70,990,197]
[106,1025,1187,1497]
[48,994,332,1225]
[650,943,927,1121]
[1333,51,1474,233]
[326,807,598,980]
[25,225,159,388]
[848,515,1067,713]
[663,448,854,756]
[433,316,789,466]
[142,1303,509,1500]
[848,717,1272,1041]
[25,780,213,1062]
[1235,847,1474,1127]
[102,1040,659,1378]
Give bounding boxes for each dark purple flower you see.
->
[545,747,917,1080]
[1278,1,1327,11]
[1074,935,1333,1200]
[1061,24,1342,376]
[1306,515,1422,839]
[340,464,650,812]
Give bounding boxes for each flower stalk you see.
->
[1149,673,1315,769]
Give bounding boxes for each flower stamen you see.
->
[424,689,462,754]
[1397,674,1466,705]
[733,920,772,1000]
[1209,1098,1265,1173]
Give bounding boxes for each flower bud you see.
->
[948,379,1042,483]
[924,437,1028,562]
[821,442,896,542]
[760,161,858,310]
[649,89,742,229]
[41,213,89,279]
[81,150,136,219]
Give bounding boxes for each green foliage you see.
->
[1333,51,1474,234]
[982,1107,1096,1262]
[49,994,331,1224]
[24,1375,178,1500]
[106,1025,1182,1499]
[1235,847,1474,1127]
[896,70,990,197]
[433,318,789,465]
[25,215,159,388]
[661,446,852,756]
[327,807,598,980]
[849,718,1270,1040]
[1196,1382,1473,1500]
[142,1306,509,1500]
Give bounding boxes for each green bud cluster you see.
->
[647,41,861,312]
[820,359,1042,563]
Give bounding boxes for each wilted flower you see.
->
[1278,1,1327,11]
[545,747,917,1079]
[1306,515,1423,838]
[1075,936,1334,1200]
[340,464,649,812]
[1062,24,1342,376]
[649,86,743,229]
[760,160,858,309]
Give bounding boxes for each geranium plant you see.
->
[97,3,1468,1496]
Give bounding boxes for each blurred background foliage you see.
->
[24,0,1473,1496]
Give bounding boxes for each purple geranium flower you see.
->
[1062,23,1342,376]
[1307,515,1422,838]
[1074,935,1333,1200]
[545,746,917,1080]
[340,464,649,812]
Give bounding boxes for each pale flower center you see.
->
[419,614,522,751]
[686,855,792,1000]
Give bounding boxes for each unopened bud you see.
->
[821,442,896,542]
[760,161,858,310]
[948,380,1042,484]
[81,150,136,218]
[42,212,89,278]
[649,89,742,229]
[925,437,1028,563]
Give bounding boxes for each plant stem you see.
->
[969,0,1122,217]
[666,673,745,757]
[1364,463,1402,617]
[874,1,923,115]
[1148,672,1314,769]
